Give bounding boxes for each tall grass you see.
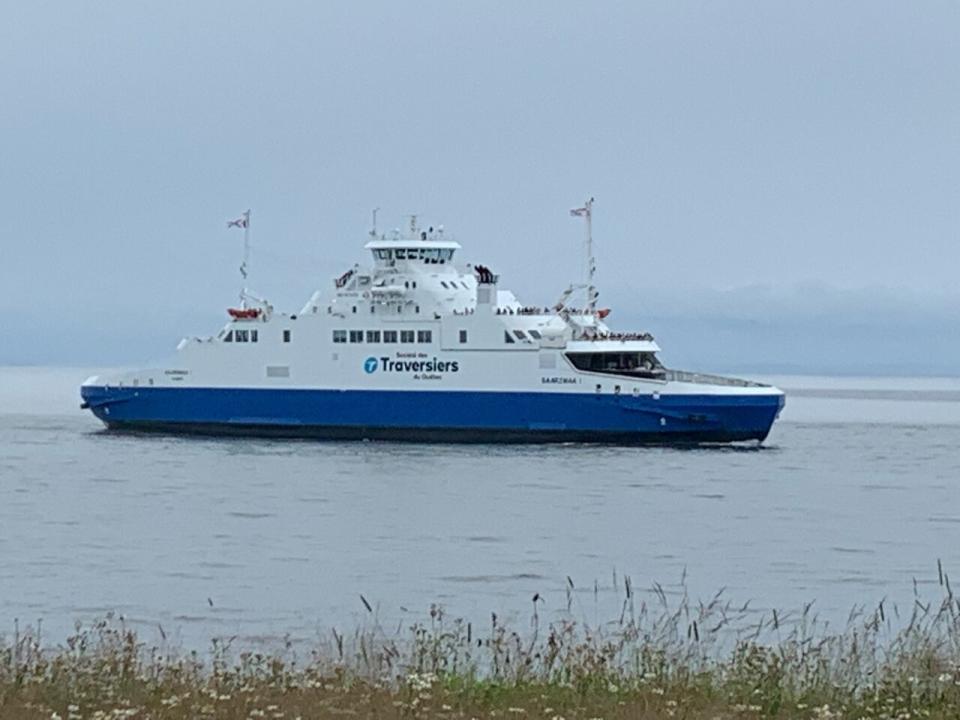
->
[4,568,960,718]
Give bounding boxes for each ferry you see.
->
[80,201,785,443]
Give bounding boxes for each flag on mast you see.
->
[569,207,588,217]
[226,210,252,291]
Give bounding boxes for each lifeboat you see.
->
[597,308,611,319]
[227,307,261,320]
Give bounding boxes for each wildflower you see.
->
[407,671,438,691]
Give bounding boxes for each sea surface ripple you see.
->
[1,368,959,648]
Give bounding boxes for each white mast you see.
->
[570,197,597,313]
[240,209,251,306]
[227,209,251,307]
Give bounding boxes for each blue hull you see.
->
[80,385,784,444]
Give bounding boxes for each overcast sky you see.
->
[2,1,958,370]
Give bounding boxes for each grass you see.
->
[4,568,960,719]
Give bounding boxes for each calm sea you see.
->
[1,367,959,648]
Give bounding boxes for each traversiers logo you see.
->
[361,356,460,375]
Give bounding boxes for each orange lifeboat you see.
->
[227,307,261,320]
[596,308,611,319]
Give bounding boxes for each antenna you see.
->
[369,207,379,238]
[408,214,418,239]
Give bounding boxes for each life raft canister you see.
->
[227,307,261,320]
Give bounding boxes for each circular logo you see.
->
[363,357,378,374]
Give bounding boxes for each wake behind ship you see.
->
[81,202,785,443]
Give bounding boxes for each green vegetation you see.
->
[4,572,960,719]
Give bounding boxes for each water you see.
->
[2,367,959,648]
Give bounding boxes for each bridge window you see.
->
[366,330,381,343]
[529,330,542,339]
[333,330,347,343]
[395,249,406,260]
[383,330,398,343]
[223,330,234,342]
[441,281,449,289]
[400,330,415,343]
[513,330,527,340]
[349,330,364,343]
[283,330,291,343]
[235,330,249,342]
[504,331,515,344]
[459,330,468,343]
[251,330,258,343]
[566,351,664,377]
[417,330,432,343]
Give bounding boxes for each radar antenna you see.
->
[369,207,380,238]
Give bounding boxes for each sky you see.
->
[2,1,958,372]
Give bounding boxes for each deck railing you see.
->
[664,369,768,388]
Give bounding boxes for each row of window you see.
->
[503,329,542,343]
[351,304,420,314]
[373,248,456,262]
[224,329,292,343]
[333,329,434,344]
[224,329,259,343]
[225,326,540,346]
